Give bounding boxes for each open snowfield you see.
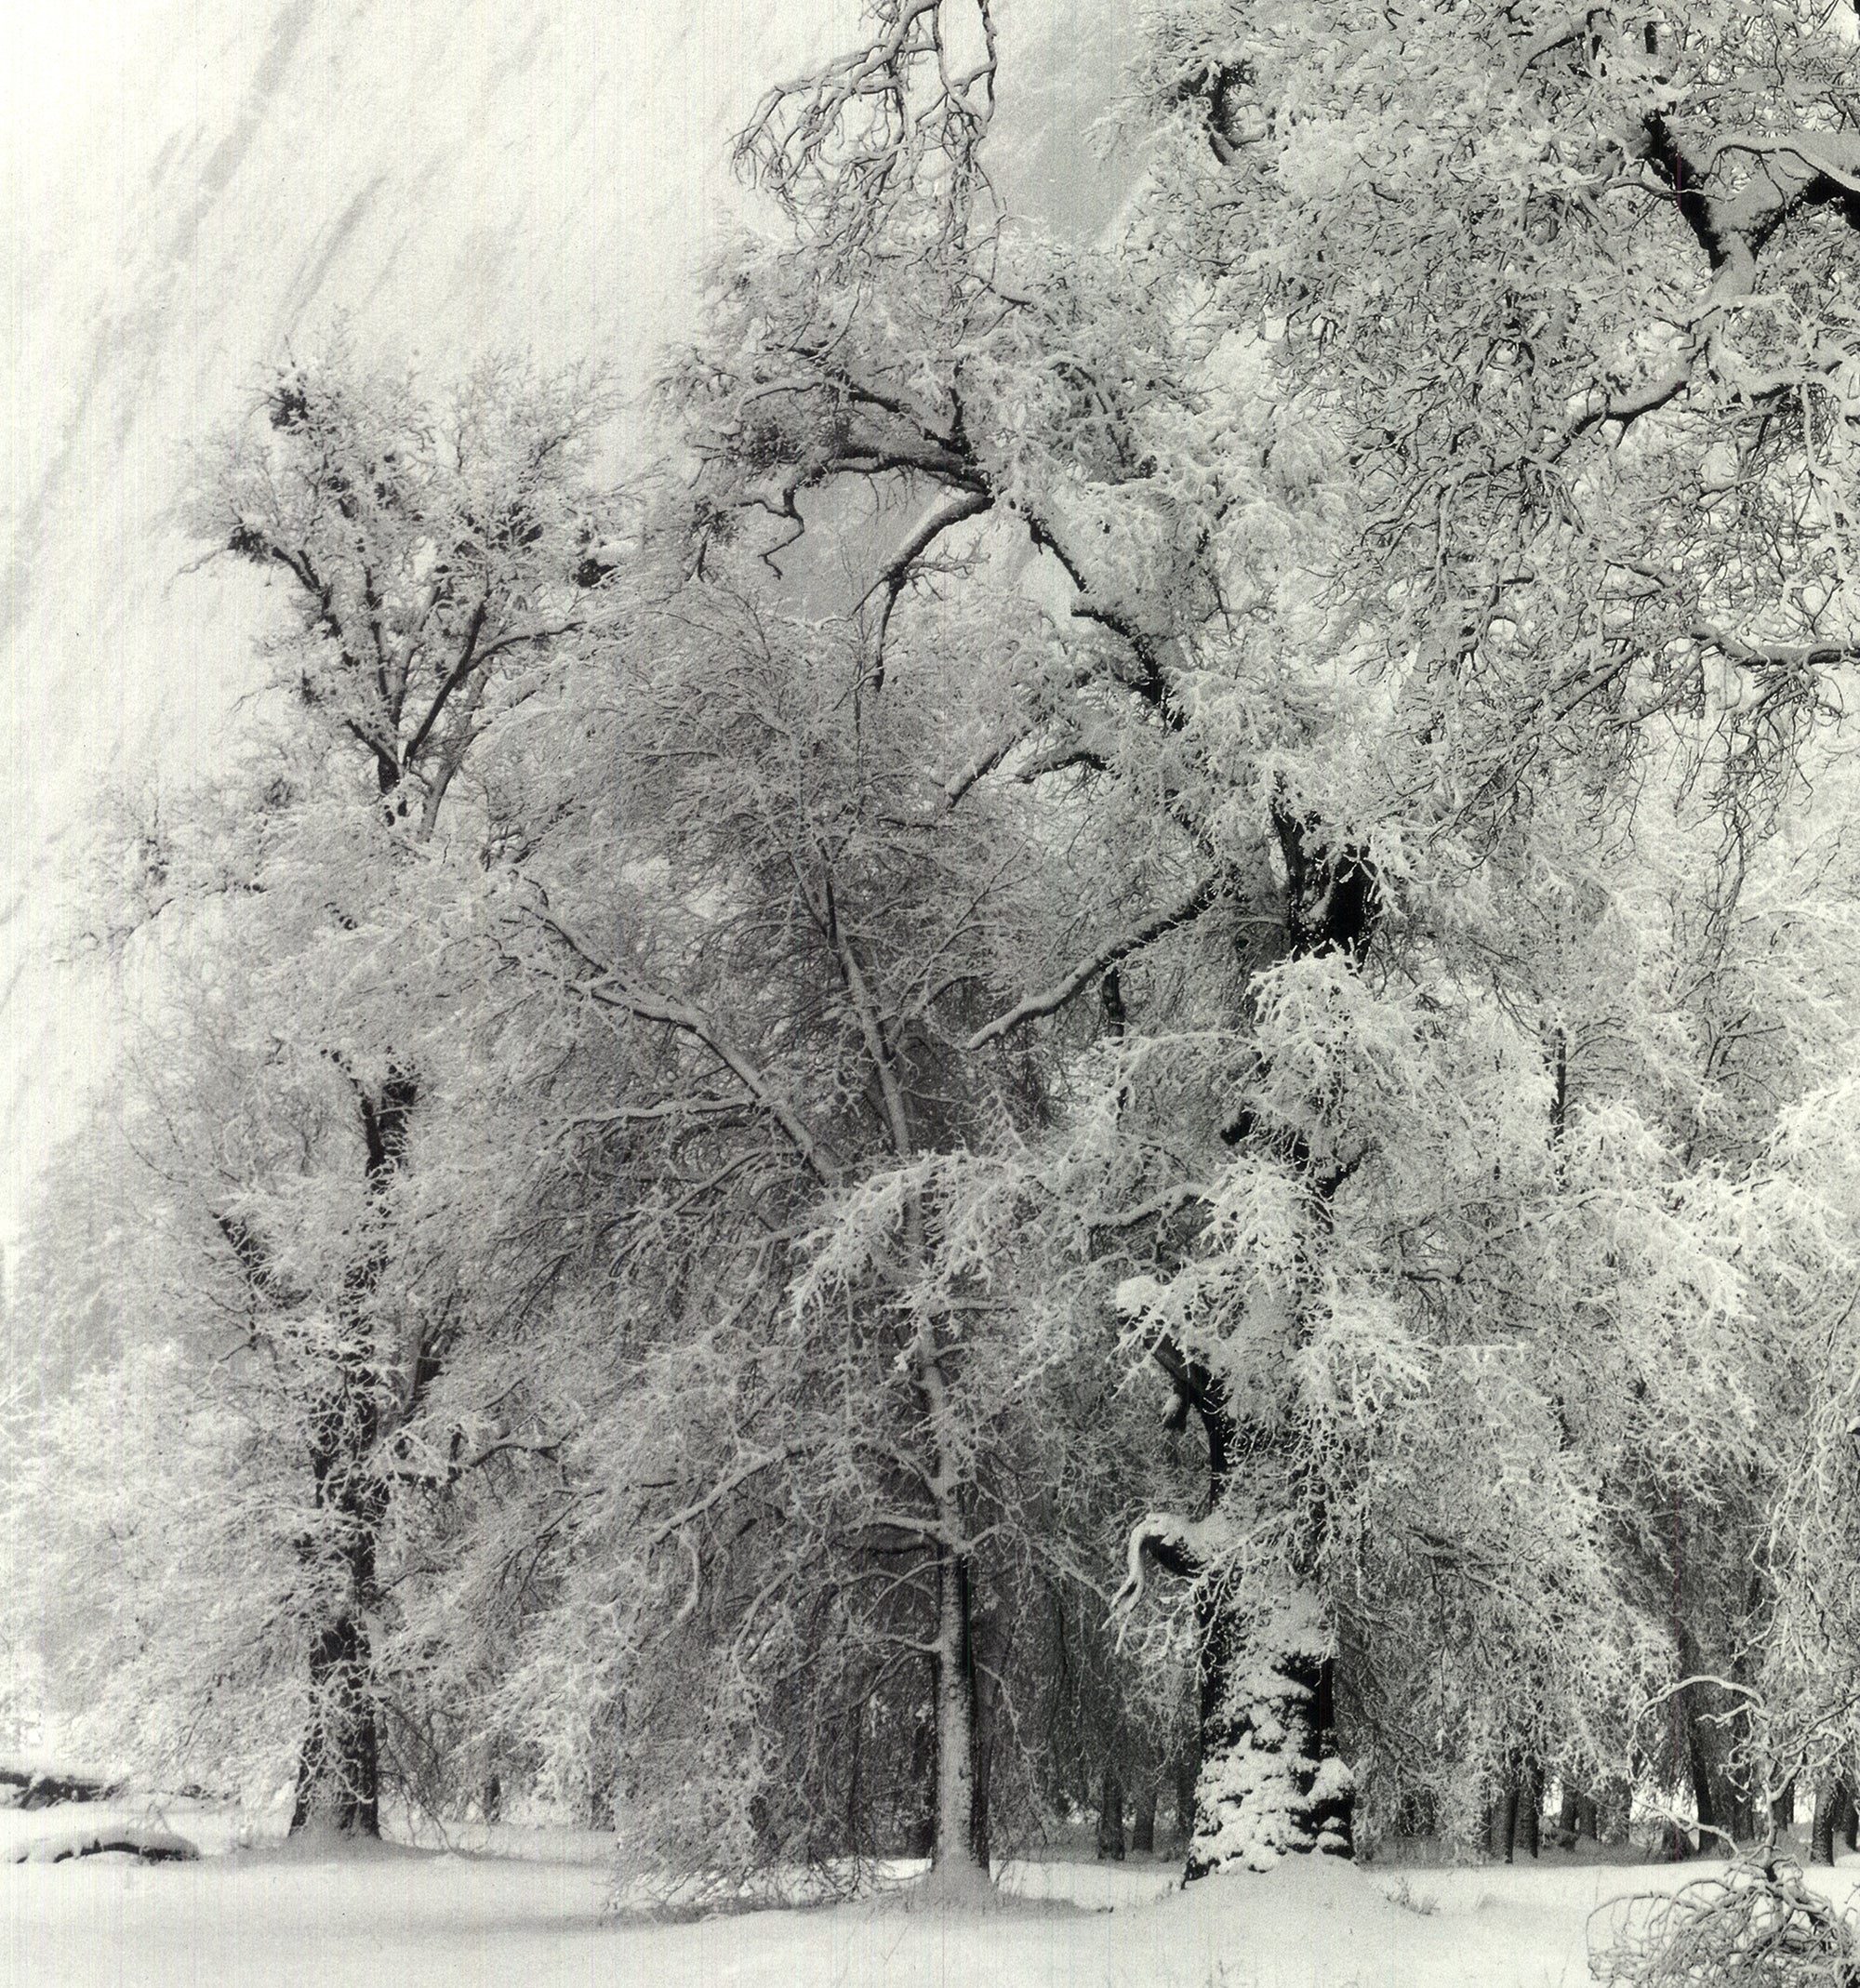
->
[3,1802,1854,1988]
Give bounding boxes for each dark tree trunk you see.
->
[1181,1580,1352,1877]
[1772,1778,1795,1836]
[844,1706,864,1857]
[1575,1792,1599,1841]
[1097,1768,1126,1861]
[1654,1820,1694,1862]
[291,1614,379,1835]
[290,1067,416,1839]
[1516,1760,1541,1860]
[1813,1781,1843,1865]
[1132,1784,1158,1854]
[1554,1783,1580,1850]
[1599,1777,1632,1846]
[292,1393,386,1836]
[1493,1771,1521,1865]
[1174,1749,1198,1850]
[1839,1781,1859,1854]
[1127,813,1371,1880]
[962,1560,991,1874]
[1687,1707,1723,1854]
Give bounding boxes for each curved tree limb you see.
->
[525,907,840,1185]
[965,875,1222,1050]
[860,487,993,681]
[1110,1512,1212,1623]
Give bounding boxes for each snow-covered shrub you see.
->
[1590,1856,1860,1988]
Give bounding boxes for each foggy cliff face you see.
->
[0,0,1131,1239]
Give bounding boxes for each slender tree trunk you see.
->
[1132,1783,1158,1855]
[845,1705,864,1858]
[289,1067,415,1839]
[1097,1768,1126,1861]
[907,1707,935,1858]
[916,1432,989,1888]
[1813,1781,1843,1865]
[1555,1783,1580,1850]
[1174,1748,1198,1850]
[1516,1759,1541,1860]
[1493,1769,1521,1865]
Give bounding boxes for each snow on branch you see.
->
[527,908,840,1184]
[859,487,992,679]
[1690,625,1860,674]
[1110,1512,1212,1625]
[964,876,1222,1050]
[736,0,1000,250]
[638,1444,804,1559]
[942,717,1037,807]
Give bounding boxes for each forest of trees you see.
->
[18,0,1860,1899]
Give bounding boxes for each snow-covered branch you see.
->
[965,876,1221,1049]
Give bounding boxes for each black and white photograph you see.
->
[8,3,1860,1983]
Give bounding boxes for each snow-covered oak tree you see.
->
[16,346,618,1834]
[20,0,1860,1900]
[688,0,1860,1875]
[456,552,1149,1889]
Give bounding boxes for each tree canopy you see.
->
[17,0,1860,1893]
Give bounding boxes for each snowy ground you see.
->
[6,1802,1860,1988]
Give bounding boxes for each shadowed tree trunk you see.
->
[1516,1760,1541,1861]
[1116,813,1372,1878]
[1132,1783,1158,1855]
[1493,1770,1521,1865]
[907,1707,935,1858]
[1097,1768,1126,1862]
[1826,1781,1860,1860]
[1174,1749,1198,1850]
[1813,1780,1845,1865]
[289,1066,418,1837]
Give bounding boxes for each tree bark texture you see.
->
[1139,815,1372,1879]
[289,1067,415,1837]
[1174,1749,1198,1850]
[1097,1768,1126,1862]
[931,1549,989,1877]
